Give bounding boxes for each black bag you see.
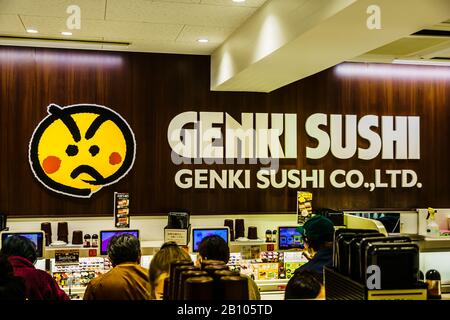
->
[347,233,384,280]
[364,242,419,290]
[333,228,378,274]
[358,236,411,281]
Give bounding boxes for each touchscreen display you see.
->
[192,228,228,252]
[278,227,304,250]
[100,230,139,255]
[1,232,44,258]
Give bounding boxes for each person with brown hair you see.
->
[149,242,192,300]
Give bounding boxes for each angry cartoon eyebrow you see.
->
[48,104,81,142]
[85,115,109,140]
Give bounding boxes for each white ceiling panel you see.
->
[19,15,68,36]
[145,0,267,7]
[104,39,215,55]
[0,0,106,19]
[0,0,267,55]
[200,0,267,8]
[106,0,256,27]
[20,15,183,42]
[0,14,25,34]
[153,0,201,4]
[91,20,183,41]
[0,38,104,50]
[176,25,235,43]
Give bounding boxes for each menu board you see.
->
[297,191,313,224]
[114,192,130,228]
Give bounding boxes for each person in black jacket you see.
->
[295,215,335,276]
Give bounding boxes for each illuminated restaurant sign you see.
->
[168,112,421,191]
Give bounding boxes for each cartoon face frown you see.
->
[29,104,136,198]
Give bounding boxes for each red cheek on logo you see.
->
[109,152,122,165]
[43,156,61,174]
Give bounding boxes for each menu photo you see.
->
[114,192,130,228]
[297,191,313,225]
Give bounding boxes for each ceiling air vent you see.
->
[0,35,130,46]
[430,57,450,61]
[411,29,450,37]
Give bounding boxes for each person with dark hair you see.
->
[83,234,150,300]
[197,235,260,300]
[197,235,230,264]
[285,270,325,300]
[149,241,192,299]
[0,235,69,300]
[0,254,26,300]
[295,215,335,276]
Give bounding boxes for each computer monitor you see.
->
[192,227,229,252]
[0,231,45,258]
[278,226,305,250]
[99,229,140,255]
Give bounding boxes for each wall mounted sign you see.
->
[168,112,421,192]
[297,191,312,224]
[55,249,80,265]
[3,48,448,214]
[29,104,136,198]
[114,192,130,228]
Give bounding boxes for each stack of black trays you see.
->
[327,228,422,300]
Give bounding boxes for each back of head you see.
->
[285,270,323,300]
[301,215,335,251]
[107,234,141,266]
[0,236,37,264]
[149,242,191,282]
[198,235,230,264]
[149,242,191,298]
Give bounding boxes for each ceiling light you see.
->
[61,31,72,36]
[197,38,209,43]
[232,0,246,2]
[392,59,450,67]
[335,62,450,80]
[26,29,38,34]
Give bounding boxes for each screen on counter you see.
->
[1,231,44,258]
[192,228,229,252]
[99,230,139,255]
[278,227,304,250]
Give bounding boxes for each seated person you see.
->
[149,241,192,300]
[0,254,26,300]
[1,235,69,300]
[296,215,334,276]
[285,270,325,300]
[197,235,260,300]
[84,234,150,300]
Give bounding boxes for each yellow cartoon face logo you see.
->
[29,104,136,198]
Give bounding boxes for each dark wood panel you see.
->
[0,46,449,217]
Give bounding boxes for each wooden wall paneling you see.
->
[0,46,449,216]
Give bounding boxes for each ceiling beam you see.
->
[211,0,450,92]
